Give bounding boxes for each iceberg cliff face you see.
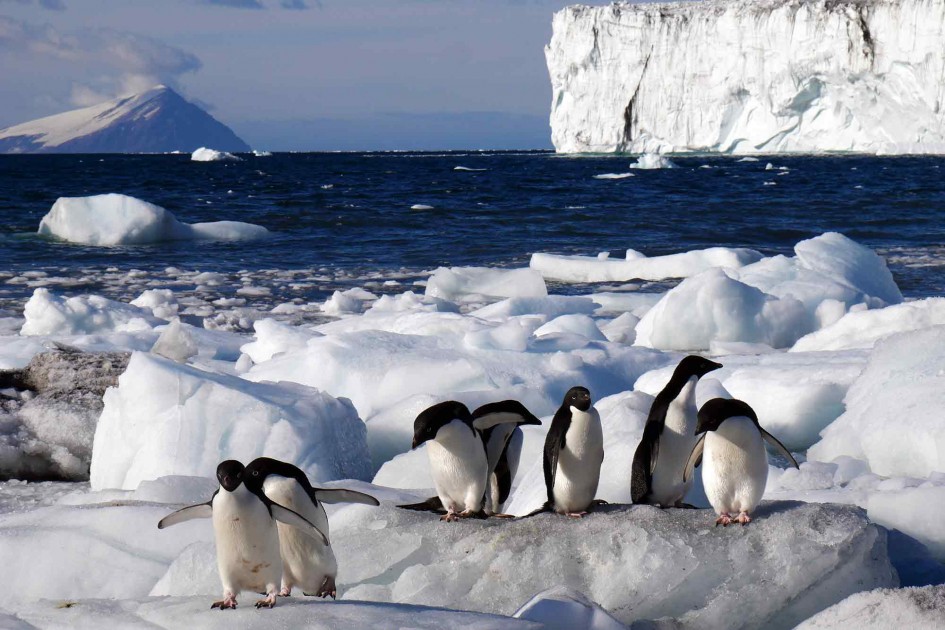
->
[546,0,945,154]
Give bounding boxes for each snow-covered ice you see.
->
[795,585,945,629]
[38,194,268,246]
[191,147,241,162]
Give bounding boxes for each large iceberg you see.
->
[547,0,945,154]
[38,194,268,246]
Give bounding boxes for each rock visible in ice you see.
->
[514,586,625,630]
[531,246,762,283]
[792,297,945,352]
[89,352,371,490]
[426,266,547,302]
[21,288,159,336]
[0,349,129,480]
[190,147,240,162]
[37,194,267,246]
[547,0,945,155]
[629,153,676,169]
[795,585,945,630]
[130,288,178,321]
[149,319,198,363]
[334,502,896,628]
[808,327,945,478]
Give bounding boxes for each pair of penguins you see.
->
[157,456,379,610]
[402,355,798,525]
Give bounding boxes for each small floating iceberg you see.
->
[453,166,486,171]
[191,147,241,162]
[629,153,677,169]
[37,193,269,246]
[252,150,273,157]
[593,172,635,179]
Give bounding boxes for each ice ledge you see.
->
[334,501,897,628]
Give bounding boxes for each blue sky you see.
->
[0,0,585,150]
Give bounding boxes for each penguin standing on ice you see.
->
[157,460,328,610]
[630,355,722,507]
[684,397,799,526]
[541,386,604,518]
[403,400,490,521]
[243,457,379,600]
[471,400,542,516]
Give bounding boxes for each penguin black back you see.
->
[411,400,474,449]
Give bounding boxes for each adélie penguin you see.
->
[471,400,542,516]
[157,459,329,610]
[683,398,799,526]
[541,386,604,518]
[401,400,490,521]
[630,355,722,507]
[244,457,379,599]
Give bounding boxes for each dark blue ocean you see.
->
[1,152,943,316]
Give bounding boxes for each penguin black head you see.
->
[696,398,758,434]
[216,460,245,492]
[411,400,472,449]
[562,386,592,412]
[675,355,723,380]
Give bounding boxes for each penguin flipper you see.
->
[630,421,663,503]
[683,435,706,484]
[397,496,446,513]
[543,405,571,505]
[270,502,330,546]
[313,488,380,506]
[157,502,213,529]
[760,429,799,469]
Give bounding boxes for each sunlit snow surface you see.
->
[1,158,945,626]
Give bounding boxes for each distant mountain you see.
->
[0,86,250,154]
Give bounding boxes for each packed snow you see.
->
[0,230,943,627]
[547,0,945,154]
[38,194,269,246]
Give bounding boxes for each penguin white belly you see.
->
[264,477,336,594]
[553,407,604,514]
[212,485,283,595]
[702,416,768,515]
[427,420,487,513]
[649,379,699,506]
[484,424,516,514]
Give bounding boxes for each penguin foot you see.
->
[735,512,752,526]
[254,593,277,609]
[316,576,337,599]
[566,511,588,518]
[211,596,237,610]
[715,513,733,527]
[278,587,291,597]
[440,511,460,522]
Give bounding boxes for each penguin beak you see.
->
[221,475,239,491]
[411,434,428,449]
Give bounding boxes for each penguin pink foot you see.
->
[278,586,291,597]
[211,593,237,610]
[440,511,461,522]
[316,575,336,599]
[735,511,752,526]
[255,592,277,609]
[715,513,733,527]
[566,511,588,518]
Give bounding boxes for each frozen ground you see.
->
[0,227,943,627]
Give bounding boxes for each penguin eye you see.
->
[252,470,259,477]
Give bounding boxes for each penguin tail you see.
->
[518,502,554,519]
[397,496,446,514]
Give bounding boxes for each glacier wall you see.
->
[546,0,945,154]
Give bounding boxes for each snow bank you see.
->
[513,587,625,630]
[531,246,762,283]
[425,266,547,302]
[808,327,945,478]
[334,502,896,628]
[635,233,901,351]
[792,298,945,351]
[795,586,945,630]
[37,194,268,246]
[190,147,240,162]
[20,288,159,336]
[90,352,371,490]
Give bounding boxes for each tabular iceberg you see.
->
[547,0,945,154]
